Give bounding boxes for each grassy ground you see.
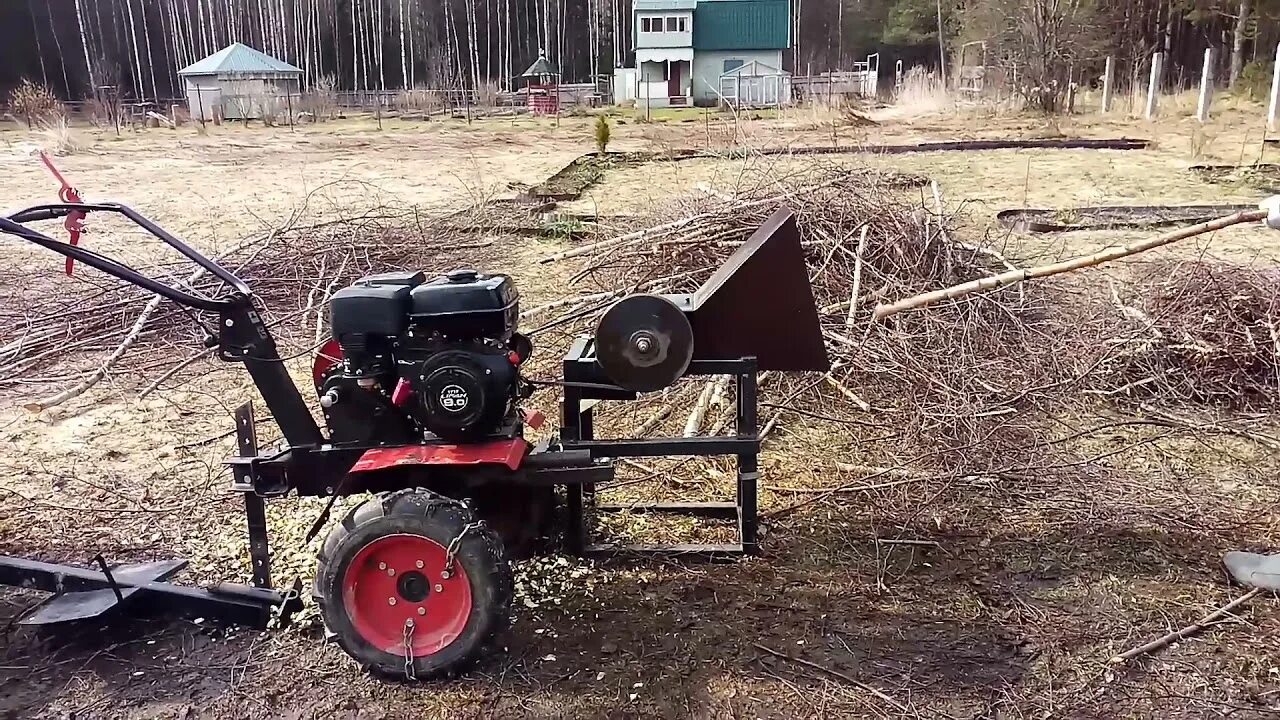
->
[1,96,1279,719]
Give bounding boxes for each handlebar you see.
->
[0,202,251,313]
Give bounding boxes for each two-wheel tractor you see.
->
[315,489,513,678]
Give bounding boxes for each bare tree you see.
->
[123,0,147,98]
[74,0,98,91]
[1231,0,1253,86]
[28,0,50,89]
[140,0,158,100]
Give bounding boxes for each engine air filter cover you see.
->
[594,294,694,392]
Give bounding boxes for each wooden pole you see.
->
[935,0,946,87]
[1197,47,1214,123]
[1101,56,1114,113]
[1110,589,1264,664]
[1146,52,1163,119]
[1268,43,1280,131]
[873,209,1267,321]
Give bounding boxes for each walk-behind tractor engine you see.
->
[0,200,828,680]
[323,270,530,445]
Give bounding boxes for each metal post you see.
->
[1102,56,1114,113]
[561,380,585,554]
[1197,47,1215,123]
[234,403,273,590]
[1269,43,1280,131]
[1146,52,1163,119]
[735,359,759,555]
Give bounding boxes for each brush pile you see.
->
[535,164,1280,473]
[1096,260,1280,409]
[535,165,1085,469]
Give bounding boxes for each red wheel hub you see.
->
[342,534,473,657]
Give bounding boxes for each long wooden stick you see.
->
[1109,588,1264,664]
[752,643,913,714]
[873,209,1267,321]
[27,258,214,411]
[845,225,869,330]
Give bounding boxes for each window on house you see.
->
[724,59,744,73]
[666,16,678,31]
[677,17,687,31]
[640,17,651,32]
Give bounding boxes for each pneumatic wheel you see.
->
[315,488,513,679]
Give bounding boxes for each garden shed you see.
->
[179,43,303,122]
[718,59,790,108]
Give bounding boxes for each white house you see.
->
[614,0,791,108]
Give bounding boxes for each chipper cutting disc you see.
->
[595,294,694,392]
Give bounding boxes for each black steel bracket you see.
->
[560,339,760,560]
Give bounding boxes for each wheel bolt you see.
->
[417,607,426,616]
[441,570,451,579]
[434,584,443,593]
[416,560,424,569]
[378,562,387,570]
[387,568,395,576]
[388,597,397,606]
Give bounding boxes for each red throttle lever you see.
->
[38,151,86,276]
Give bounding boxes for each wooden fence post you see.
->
[1145,52,1163,119]
[1268,43,1280,131]
[1101,56,1114,113]
[1197,47,1214,123]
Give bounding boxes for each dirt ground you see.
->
[2,98,1280,719]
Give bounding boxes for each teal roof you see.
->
[693,0,790,51]
[178,43,302,76]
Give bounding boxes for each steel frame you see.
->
[559,337,760,559]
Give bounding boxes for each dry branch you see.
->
[1110,588,1264,664]
[752,642,915,715]
[873,210,1268,320]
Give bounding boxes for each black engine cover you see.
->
[408,347,516,441]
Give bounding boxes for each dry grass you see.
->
[893,66,953,116]
[35,116,80,156]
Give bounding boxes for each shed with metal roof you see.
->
[179,43,303,122]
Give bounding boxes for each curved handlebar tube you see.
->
[0,202,324,449]
[1,202,251,310]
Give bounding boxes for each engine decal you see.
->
[438,384,469,413]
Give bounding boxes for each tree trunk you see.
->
[140,0,159,100]
[1231,0,1252,86]
[156,0,176,95]
[197,0,211,56]
[352,0,361,90]
[48,3,73,97]
[123,0,147,98]
[74,0,97,93]
[28,0,50,89]
[486,0,494,83]
[378,0,387,92]
[408,0,417,87]
[256,0,268,53]
[466,0,480,90]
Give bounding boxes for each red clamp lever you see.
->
[38,151,86,276]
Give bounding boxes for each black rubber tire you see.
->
[314,488,513,679]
